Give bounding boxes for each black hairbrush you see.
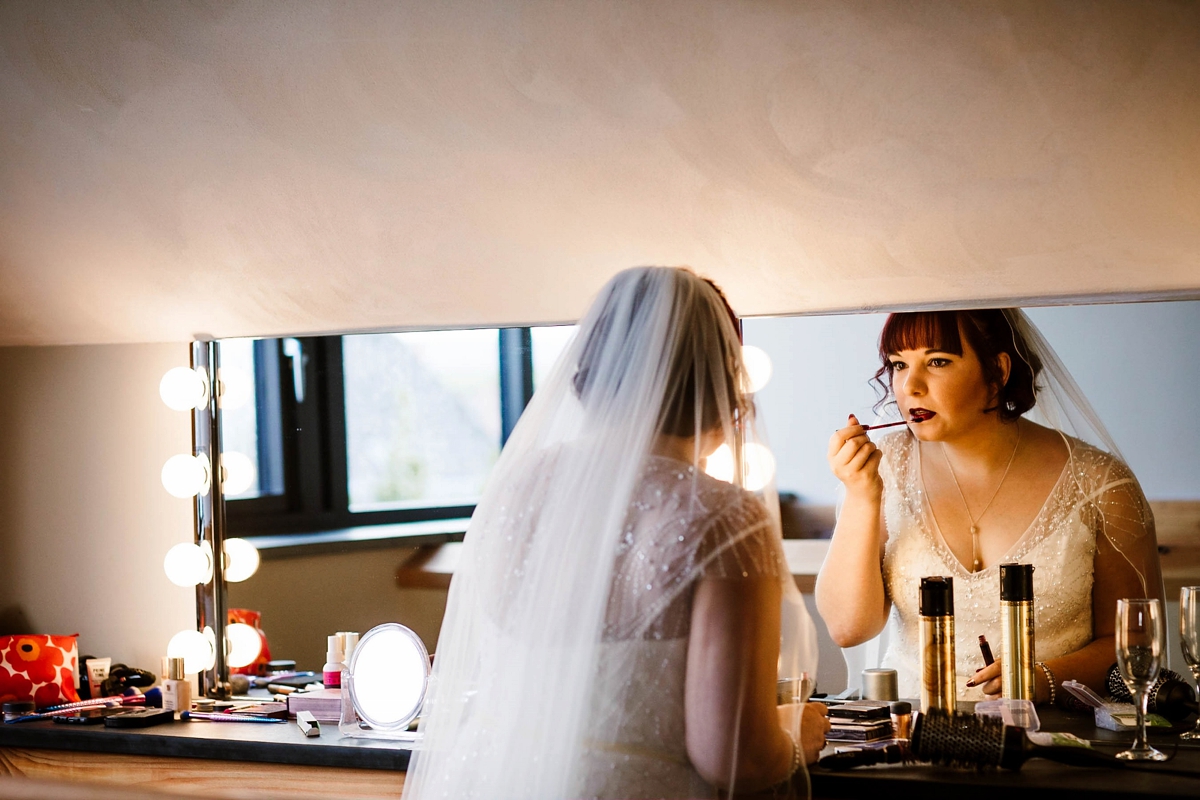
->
[1105,663,1198,722]
[911,708,1119,771]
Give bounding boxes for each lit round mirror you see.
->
[348,623,430,732]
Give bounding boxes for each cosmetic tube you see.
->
[86,658,111,699]
[919,576,956,714]
[323,635,345,689]
[999,563,1036,701]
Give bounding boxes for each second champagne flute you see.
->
[1181,586,1200,741]
[1115,597,1167,761]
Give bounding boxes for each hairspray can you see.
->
[919,576,956,713]
[999,563,1036,700]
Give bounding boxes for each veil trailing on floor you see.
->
[402,267,817,799]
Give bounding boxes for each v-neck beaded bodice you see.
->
[877,431,1102,701]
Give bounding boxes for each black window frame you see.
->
[226,328,534,537]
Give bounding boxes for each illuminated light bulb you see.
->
[223,538,260,583]
[225,622,263,669]
[220,452,255,496]
[742,443,777,491]
[163,542,213,587]
[217,367,251,410]
[742,346,773,394]
[161,453,211,498]
[159,367,208,411]
[704,442,777,492]
[168,628,216,675]
[705,444,736,484]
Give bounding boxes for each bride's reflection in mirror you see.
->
[221,299,1199,705]
[814,308,1162,704]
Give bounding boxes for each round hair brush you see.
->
[1105,663,1198,722]
[911,708,1120,771]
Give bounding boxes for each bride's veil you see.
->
[1002,309,1163,603]
[402,267,817,799]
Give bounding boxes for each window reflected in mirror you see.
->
[343,329,501,512]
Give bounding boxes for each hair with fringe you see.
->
[873,309,1041,420]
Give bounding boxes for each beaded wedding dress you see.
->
[876,429,1156,700]
[402,267,817,800]
[578,455,796,798]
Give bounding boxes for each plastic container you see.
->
[974,698,1040,731]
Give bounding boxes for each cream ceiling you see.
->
[1,1,1198,346]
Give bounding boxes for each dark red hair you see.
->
[873,310,1041,421]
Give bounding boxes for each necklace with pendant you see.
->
[941,424,1022,572]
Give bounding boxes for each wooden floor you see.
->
[0,748,403,800]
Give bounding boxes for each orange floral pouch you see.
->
[0,634,80,708]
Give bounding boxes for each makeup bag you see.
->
[0,634,80,708]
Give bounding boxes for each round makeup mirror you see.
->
[347,623,430,732]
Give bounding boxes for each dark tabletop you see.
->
[0,715,411,771]
[5,705,1200,795]
[810,706,1200,799]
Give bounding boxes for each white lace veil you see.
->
[402,267,817,799]
[1001,309,1163,604]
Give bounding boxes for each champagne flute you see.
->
[1181,587,1200,741]
[1115,598,1167,761]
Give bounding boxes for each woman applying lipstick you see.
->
[815,309,1164,703]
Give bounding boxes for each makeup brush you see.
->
[858,420,910,432]
[843,413,932,433]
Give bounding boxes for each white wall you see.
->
[1025,302,1200,500]
[0,344,195,670]
[745,300,1200,504]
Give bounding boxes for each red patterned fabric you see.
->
[0,634,80,708]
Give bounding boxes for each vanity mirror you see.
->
[216,297,1199,687]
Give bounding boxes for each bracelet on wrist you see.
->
[1035,661,1057,706]
[784,728,803,777]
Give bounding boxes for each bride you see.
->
[816,309,1164,703]
[403,267,827,800]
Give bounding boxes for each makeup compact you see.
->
[825,701,894,742]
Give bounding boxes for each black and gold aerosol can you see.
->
[999,563,1036,700]
[919,576,956,713]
